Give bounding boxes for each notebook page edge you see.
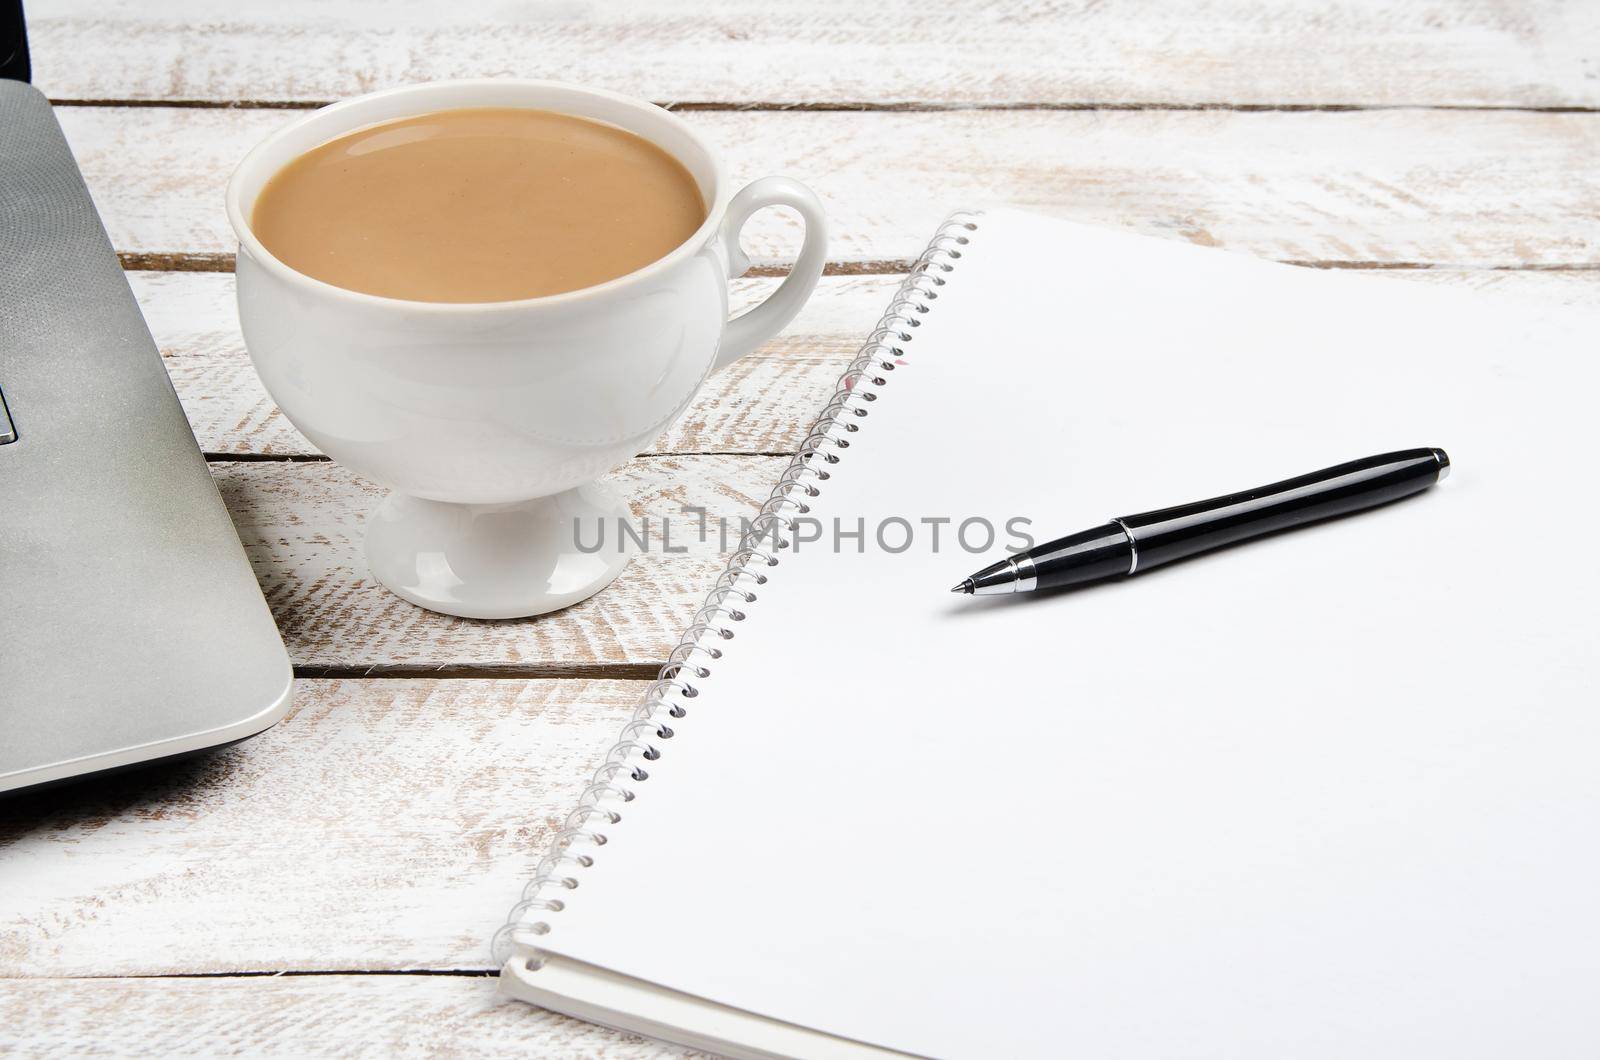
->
[501,953,920,1060]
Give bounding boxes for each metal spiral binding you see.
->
[492,211,983,967]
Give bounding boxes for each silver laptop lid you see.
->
[0,82,292,791]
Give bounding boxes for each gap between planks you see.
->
[118,252,1600,276]
[41,970,498,982]
[292,663,664,681]
[49,98,1600,115]
[117,253,914,276]
[200,451,793,462]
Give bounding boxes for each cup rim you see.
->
[224,78,730,313]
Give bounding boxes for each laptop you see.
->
[0,4,292,793]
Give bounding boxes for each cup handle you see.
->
[713,176,828,372]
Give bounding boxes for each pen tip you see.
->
[950,580,974,595]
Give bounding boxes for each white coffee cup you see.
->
[226,80,826,619]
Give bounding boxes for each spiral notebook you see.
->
[496,209,1600,1058]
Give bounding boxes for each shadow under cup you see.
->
[225,80,826,620]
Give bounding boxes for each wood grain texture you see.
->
[0,974,697,1057]
[58,106,1600,269]
[0,679,651,976]
[220,457,782,669]
[25,0,1600,109]
[134,272,901,458]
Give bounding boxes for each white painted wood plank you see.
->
[25,0,1600,108]
[0,974,693,1057]
[0,680,649,977]
[131,269,1600,459]
[219,457,781,668]
[58,107,1600,268]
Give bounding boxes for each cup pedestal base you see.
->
[364,485,631,619]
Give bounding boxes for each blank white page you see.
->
[531,210,1600,1058]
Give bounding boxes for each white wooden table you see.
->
[3,2,1598,1053]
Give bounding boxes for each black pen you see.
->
[952,447,1450,597]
